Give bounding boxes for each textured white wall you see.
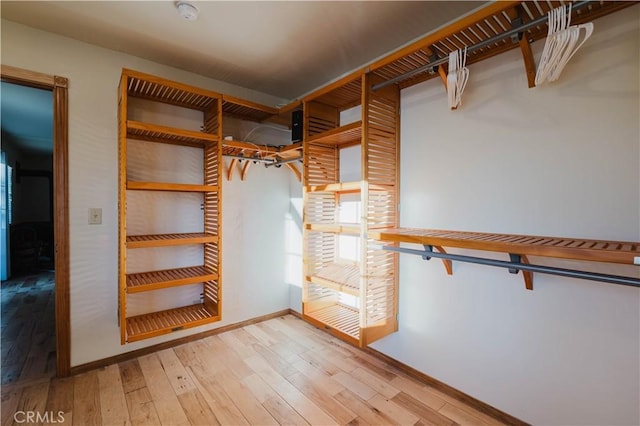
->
[1,19,291,366]
[369,7,640,425]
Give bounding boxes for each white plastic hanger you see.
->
[536,4,572,85]
[447,47,469,109]
[549,22,594,82]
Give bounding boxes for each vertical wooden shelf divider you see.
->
[118,69,223,344]
[302,71,400,347]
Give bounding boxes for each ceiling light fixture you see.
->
[176,1,199,21]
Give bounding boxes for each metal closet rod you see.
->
[383,245,640,288]
[372,0,592,91]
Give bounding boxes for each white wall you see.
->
[369,7,640,425]
[1,19,292,366]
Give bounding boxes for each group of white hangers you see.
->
[535,3,594,85]
[447,46,469,109]
[445,3,594,110]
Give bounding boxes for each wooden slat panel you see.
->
[304,144,338,186]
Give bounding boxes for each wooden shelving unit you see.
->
[118,68,222,344]
[302,71,401,347]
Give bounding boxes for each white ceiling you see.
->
[0,1,486,101]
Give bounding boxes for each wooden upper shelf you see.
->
[304,73,363,110]
[124,68,219,111]
[307,121,362,147]
[369,228,640,266]
[368,1,634,90]
[222,95,279,123]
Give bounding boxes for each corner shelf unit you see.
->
[221,95,303,181]
[118,69,222,344]
[302,72,401,347]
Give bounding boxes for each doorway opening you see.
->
[1,65,70,378]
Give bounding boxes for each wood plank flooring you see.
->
[1,311,505,425]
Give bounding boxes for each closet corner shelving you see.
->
[221,95,303,181]
[118,68,222,344]
[302,71,401,347]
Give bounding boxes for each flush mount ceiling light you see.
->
[176,1,199,21]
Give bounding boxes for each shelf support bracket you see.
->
[508,253,534,290]
[425,47,448,91]
[508,6,536,88]
[423,245,454,275]
[225,158,237,181]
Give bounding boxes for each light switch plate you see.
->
[88,208,102,225]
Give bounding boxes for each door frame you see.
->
[1,65,70,377]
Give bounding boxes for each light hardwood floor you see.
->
[1,312,506,426]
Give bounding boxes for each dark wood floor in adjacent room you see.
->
[1,271,56,387]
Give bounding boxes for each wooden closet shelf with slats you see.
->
[126,233,218,248]
[222,140,302,160]
[126,181,218,192]
[370,228,639,265]
[306,181,394,194]
[127,120,218,147]
[306,121,362,147]
[124,68,220,111]
[370,228,640,290]
[126,303,219,343]
[306,223,360,235]
[303,304,360,344]
[307,262,361,296]
[126,266,218,293]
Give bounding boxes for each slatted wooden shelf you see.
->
[307,181,361,194]
[369,228,640,265]
[124,68,220,111]
[126,181,218,192]
[127,233,218,249]
[222,140,302,160]
[126,120,218,147]
[306,181,394,194]
[367,1,634,90]
[307,262,361,296]
[306,223,360,235]
[303,304,360,343]
[306,121,362,147]
[126,266,218,293]
[126,303,219,343]
[302,72,364,110]
[222,95,278,122]
[277,143,304,159]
